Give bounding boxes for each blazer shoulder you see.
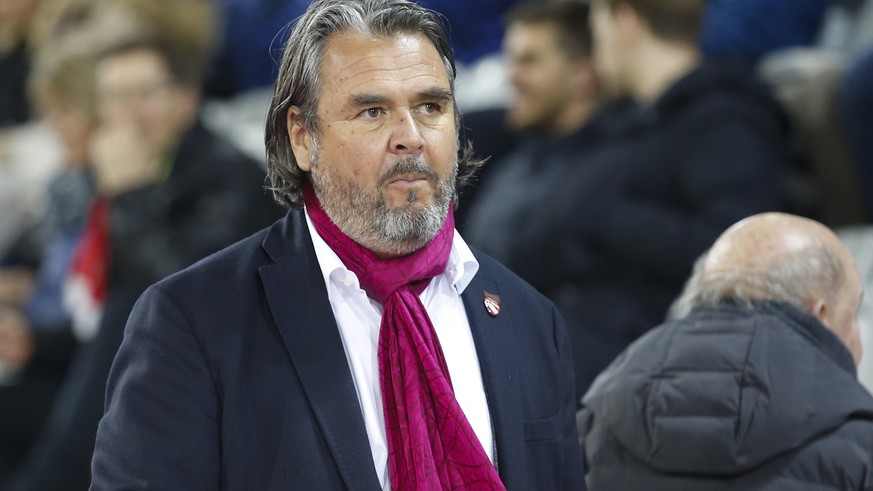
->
[156,225,274,301]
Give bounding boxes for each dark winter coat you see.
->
[579,302,873,490]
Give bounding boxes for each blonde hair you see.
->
[29,0,217,86]
[28,46,98,121]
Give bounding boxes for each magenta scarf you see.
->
[304,187,505,490]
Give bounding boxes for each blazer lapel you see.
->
[258,211,380,490]
[463,272,526,485]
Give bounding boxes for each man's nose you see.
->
[389,111,424,155]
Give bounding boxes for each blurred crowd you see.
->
[0,0,282,488]
[1,0,873,488]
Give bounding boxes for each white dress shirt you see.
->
[305,210,494,490]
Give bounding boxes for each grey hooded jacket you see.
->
[579,302,873,490]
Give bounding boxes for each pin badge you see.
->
[483,291,501,317]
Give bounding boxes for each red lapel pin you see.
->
[483,291,501,317]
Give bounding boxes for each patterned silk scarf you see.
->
[303,186,505,490]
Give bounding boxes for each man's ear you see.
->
[809,298,829,326]
[287,106,312,172]
[570,59,598,95]
[178,87,202,127]
[615,2,643,44]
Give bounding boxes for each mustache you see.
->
[379,157,440,185]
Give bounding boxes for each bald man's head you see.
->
[672,213,863,365]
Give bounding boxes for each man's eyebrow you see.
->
[350,93,390,107]
[418,87,453,102]
[347,88,453,107]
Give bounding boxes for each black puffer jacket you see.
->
[579,302,873,491]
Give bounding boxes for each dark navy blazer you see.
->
[90,210,586,490]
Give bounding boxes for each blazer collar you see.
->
[462,266,526,486]
[259,209,381,490]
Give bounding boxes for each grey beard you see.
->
[310,149,456,256]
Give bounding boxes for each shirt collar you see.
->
[305,206,479,295]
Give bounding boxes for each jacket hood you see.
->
[658,61,783,115]
[654,61,791,134]
[603,61,792,141]
[582,302,873,477]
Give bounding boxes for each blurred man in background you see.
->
[545,0,787,396]
[463,1,614,404]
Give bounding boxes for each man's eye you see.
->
[362,108,382,118]
[420,103,440,114]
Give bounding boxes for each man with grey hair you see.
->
[578,212,873,490]
[90,0,585,489]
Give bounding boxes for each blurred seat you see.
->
[759,48,866,227]
[0,123,63,257]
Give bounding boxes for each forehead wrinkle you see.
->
[335,61,447,87]
[325,37,446,79]
[319,32,451,115]
[335,70,451,108]
[327,41,442,75]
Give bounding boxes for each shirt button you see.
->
[343,274,354,287]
